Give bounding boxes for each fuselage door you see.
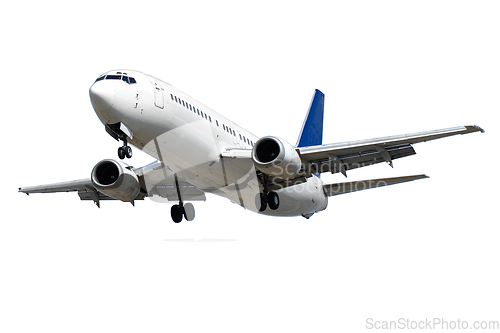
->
[236,130,243,147]
[149,77,164,109]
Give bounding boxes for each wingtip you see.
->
[467,125,485,133]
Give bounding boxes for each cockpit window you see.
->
[95,74,137,84]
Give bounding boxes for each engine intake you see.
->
[252,136,302,179]
[91,159,141,202]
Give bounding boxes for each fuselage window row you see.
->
[170,93,213,124]
[169,93,253,147]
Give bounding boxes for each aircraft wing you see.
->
[298,125,484,177]
[19,162,206,207]
[18,179,128,207]
[323,174,429,196]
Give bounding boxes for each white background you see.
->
[1,1,499,332]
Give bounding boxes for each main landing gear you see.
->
[171,202,195,223]
[257,191,280,212]
[170,174,195,223]
[256,173,280,212]
[117,139,132,160]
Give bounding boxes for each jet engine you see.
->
[91,159,141,202]
[252,136,302,179]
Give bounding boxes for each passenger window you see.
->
[209,116,212,122]
[171,94,174,100]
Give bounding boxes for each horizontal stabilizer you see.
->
[323,174,428,197]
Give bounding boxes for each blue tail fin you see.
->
[296,89,325,147]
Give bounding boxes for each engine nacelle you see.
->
[252,136,302,179]
[91,159,141,202]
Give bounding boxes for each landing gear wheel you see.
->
[183,203,195,221]
[171,204,184,223]
[118,147,125,160]
[267,191,280,210]
[256,193,268,212]
[125,146,132,158]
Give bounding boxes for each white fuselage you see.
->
[89,70,328,217]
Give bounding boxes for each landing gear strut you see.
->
[117,139,132,160]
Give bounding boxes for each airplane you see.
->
[19,70,484,222]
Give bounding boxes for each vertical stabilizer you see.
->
[296,89,325,148]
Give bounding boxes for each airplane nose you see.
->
[89,82,115,112]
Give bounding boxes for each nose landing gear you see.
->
[104,124,133,160]
[117,139,132,159]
